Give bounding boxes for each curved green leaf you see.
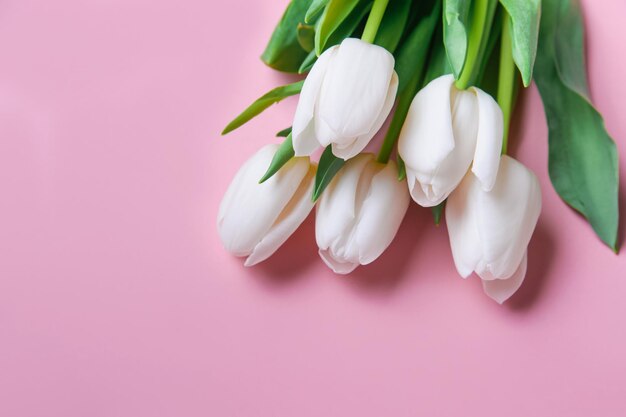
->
[262,0,312,73]
[499,0,541,87]
[443,0,470,79]
[222,81,304,135]
[305,0,330,23]
[315,0,366,55]
[374,0,412,53]
[260,134,296,183]
[313,146,345,202]
[298,50,318,73]
[534,0,619,251]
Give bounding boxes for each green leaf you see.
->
[422,26,453,86]
[443,0,471,79]
[260,134,296,183]
[305,0,329,23]
[377,0,439,164]
[298,50,318,73]
[297,23,316,52]
[322,0,371,52]
[276,127,293,137]
[315,0,365,55]
[222,81,304,135]
[534,0,619,251]
[499,0,541,87]
[395,0,441,94]
[373,0,412,53]
[313,146,346,201]
[432,202,445,226]
[261,0,312,73]
[397,156,406,181]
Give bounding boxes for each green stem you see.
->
[361,0,389,44]
[497,13,516,155]
[455,0,498,90]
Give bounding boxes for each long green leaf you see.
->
[313,146,345,201]
[222,81,304,135]
[322,0,371,52]
[305,0,330,23]
[315,0,365,55]
[443,0,471,79]
[374,0,412,53]
[395,0,441,94]
[259,134,296,183]
[261,0,312,73]
[382,0,439,168]
[499,0,541,87]
[534,0,619,250]
[298,50,318,73]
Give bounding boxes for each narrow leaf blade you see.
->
[313,146,345,201]
[260,134,296,183]
[305,0,330,23]
[315,0,363,55]
[443,0,471,79]
[374,0,412,53]
[222,81,304,135]
[276,127,293,137]
[499,0,541,86]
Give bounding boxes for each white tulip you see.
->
[316,154,410,274]
[292,38,398,160]
[446,156,542,303]
[398,74,504,207]
[218,144,316,266]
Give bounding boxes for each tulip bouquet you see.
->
[219,0,619,303]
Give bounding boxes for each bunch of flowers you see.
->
[218,0,619,303]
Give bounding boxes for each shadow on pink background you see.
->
[0,0,624,416]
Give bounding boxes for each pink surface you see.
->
[0,0,625,415]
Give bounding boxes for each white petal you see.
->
[445,172,484,278]
[316,154,381,273]
[318,249,359,275]
[244,164,316,266]
[482,252,527,304]
[318,38,395,140]
[331,71,399,160]
[470,87,504,191]
[354,160,410,265]
[422,87,478,206]
[292,46,337,156]
[398,74,456,178]
[218,145,310,258]
[398,74,478,206]
[315,154,373,252]
[475,156,542,279]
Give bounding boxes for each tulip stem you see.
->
[455,0,498,90]
[497,12,517,155]
[361,0,389,44]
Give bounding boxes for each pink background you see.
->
[1,0,625,415]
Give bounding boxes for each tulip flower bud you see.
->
[445,156,542,303]
[315,154,410,274]
[218,144,316,266]
[292,38,399,160]
[398,74,503,207]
